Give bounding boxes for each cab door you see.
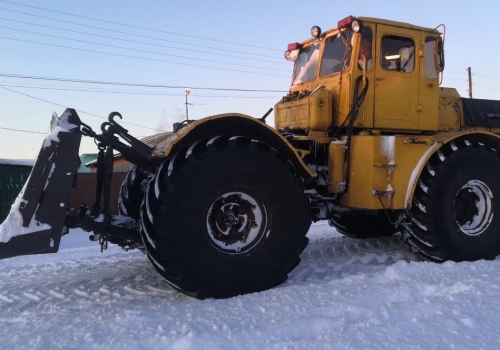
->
[417,33,441,131]
[374,24,420,130]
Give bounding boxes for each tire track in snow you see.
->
[0,226,418,312]
[0,249,176,312]
[287,230,419,286]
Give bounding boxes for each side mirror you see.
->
[284,49,299,62]
[434,37,445,72]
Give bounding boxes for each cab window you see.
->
[319,29,353,77]
[292,42,320,85]
[424,36,438,79]
[357,27,373,71]
[381,35,415,73]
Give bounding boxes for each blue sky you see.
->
[0,0,498,158]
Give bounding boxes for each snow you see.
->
[0,178,51,243]
[1,223,500,350]
[0,159,36,166]
[379,136,395,164]
[43,110,79,148]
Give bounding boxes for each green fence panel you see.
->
[0,164,33,222]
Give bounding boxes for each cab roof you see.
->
[357,16,440,34]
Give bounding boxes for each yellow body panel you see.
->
[328,141,346,193]
[438,88,462,131]
[275,86,332,132]
[336,131,500,210]
[339,135,434,209]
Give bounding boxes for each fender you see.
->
[405,130,500,209]
[147,113,315,179]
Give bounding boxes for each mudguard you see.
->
[405,130,500,209]
[149,113,315,179]
[0,109,82,260]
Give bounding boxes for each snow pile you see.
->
[1,223,500,350]
[0,179,51,243]
[0,159,36,166]
[43,110,78,148]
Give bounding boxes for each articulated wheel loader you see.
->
[2,16,500,299]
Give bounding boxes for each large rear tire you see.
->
[140,136,311,299]
[400,140,500,262]
[118,166,147,220]
[329,211,398,239]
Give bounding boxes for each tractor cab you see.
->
[275,16,445,139]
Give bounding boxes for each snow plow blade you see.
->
[0,109,82,260]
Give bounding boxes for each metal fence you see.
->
[0,164,33,222]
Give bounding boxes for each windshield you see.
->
[320,29,353,76]
[291,42,320,85]
[291,29,354,86]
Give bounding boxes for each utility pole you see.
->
[185,88,191,122]
[467,67,473,99]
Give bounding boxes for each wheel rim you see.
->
[206,191,267,255]
[454,180,493,236]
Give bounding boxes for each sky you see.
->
[0,0,499,158]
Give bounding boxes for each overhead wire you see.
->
[0,25,288,72]
[0,81,283,99]
[0,7,282,59]
[0,2,290,135]
[0,126,45,134]
[0,17,285,64]
[0,0,281,51]
[0,72,289,92]
[0,86,167,132]
[0,35,289,78]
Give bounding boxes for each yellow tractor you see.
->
[1,15,499,299]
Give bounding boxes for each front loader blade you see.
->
[0,109,82,260]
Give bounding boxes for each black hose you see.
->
[342,76,369,195]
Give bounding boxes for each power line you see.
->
[474,72,500,84]
[0,25,288,72]
[0,82,282,99]
[0,72,289,92]
[0,126,45,134]
[0,0,281,51]
[473,84,500,91]
[0,7,282,59]
[0,17,285,64]
[0,35,289,78]
[0,86,167,132]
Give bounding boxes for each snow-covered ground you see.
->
[1,223,500,350]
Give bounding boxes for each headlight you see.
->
[284,49,299,62]
[352,20,363,33]
[311,26,321,38]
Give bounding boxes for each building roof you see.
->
[0,158,36,166]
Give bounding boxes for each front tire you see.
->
[140,136,311,299]
[401,140,500,262]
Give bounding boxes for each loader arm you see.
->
[0,109,82,259]
[0,109,154,260]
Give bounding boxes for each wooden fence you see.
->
[70,172,127,215]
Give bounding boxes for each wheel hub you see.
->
[454,180,493,236]
[206,192,266,254]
